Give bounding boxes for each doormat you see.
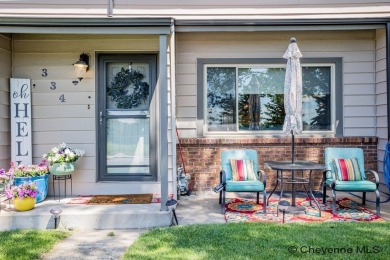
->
[67,194,153,204]
[225,197,384,223]
[68,193,173,204]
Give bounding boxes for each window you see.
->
[203,61,337,135]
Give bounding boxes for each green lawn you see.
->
[124,222,390,260]
[0,230,69,260]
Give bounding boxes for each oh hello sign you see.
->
[10,78,32,165]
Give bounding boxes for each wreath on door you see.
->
[107,67,149,109]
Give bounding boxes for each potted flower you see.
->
[5,181,38,211]
[43,142,85,175]
[0,168,12,194]
[9,160,50,203]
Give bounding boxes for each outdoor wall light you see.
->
[50,207,63,229]
[73,53,89,81]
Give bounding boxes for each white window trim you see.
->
[203,63,336,137]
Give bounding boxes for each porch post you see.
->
[159,34,169,211]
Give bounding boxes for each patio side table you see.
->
[265,161,326,217]
[52,173,73,201]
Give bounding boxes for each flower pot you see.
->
[50,162,76,175]
[13,197,36,211]
[13,174,49,203]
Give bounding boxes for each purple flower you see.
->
[5,181,39,199]
[5,189,13,199]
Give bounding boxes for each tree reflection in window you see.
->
[238,68,284,130]
[207,67,236,131]
[302,67,331,131]
[206,65,332,132]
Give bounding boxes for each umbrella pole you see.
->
[291,131,295,164]
[291,130,296,206]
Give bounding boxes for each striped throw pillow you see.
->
[230,159,257,181]
[333,158,363,181]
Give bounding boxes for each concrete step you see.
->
[0,196,171,230]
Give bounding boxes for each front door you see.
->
[97,54,157,181]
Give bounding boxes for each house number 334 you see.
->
[40,69,65,102]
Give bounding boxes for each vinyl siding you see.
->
[0,1,390,19]
[176,30,377,137]
[13,34,174,195]
[0,34,11,169]
[375,28,387,193]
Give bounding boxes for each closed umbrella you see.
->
[283,37,303,164]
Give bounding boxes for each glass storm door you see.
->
[97,54,157,181]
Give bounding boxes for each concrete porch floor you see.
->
[0,189,388,231]
[0,196,171,231]
[175,190,390,225]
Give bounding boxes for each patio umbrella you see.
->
[282,37,303,164]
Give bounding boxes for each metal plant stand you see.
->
[52,174,73,201]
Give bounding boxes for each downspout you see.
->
[387,23,390,142]
[170,19,178,200]
[107,0,113,17]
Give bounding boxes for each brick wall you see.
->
[176,137,378,192]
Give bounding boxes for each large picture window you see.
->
[205,64,335,134]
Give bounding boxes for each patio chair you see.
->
[323,147,380,215]
[219,149,267,213]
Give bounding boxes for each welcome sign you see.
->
[10,78,32,165]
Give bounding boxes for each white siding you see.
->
[0,34,11,169]
[0,1,390,19]
[176,30,377,137]
[13,34,174,195]
[375,29,387,192]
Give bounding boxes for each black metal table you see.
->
[265,161,326,217]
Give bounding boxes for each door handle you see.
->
[99,111,104,124]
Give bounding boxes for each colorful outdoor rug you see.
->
[67,193,174,204]
[225,197,384,223]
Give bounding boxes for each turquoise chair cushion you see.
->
[324,179,377,191]
[221,150,259,181]
[225,180,265,192]
[324,148,366,180]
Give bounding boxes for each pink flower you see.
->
[5,181,39,199]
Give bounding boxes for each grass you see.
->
[124,222,390,260]
[0,229,70,260]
